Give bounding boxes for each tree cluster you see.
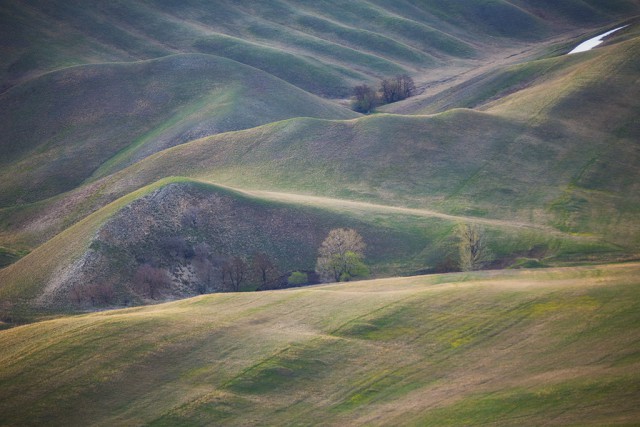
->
[351,74,416,113]
[69,281,118,306]
[133,264,171,299]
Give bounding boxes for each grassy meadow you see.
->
[0,53,357,206]
[1,263,639,425]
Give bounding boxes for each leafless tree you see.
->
[192,243,214,294]
[380,74,416,104]
[352,84,379,113]
[252,252,277,289]
[133,264,170,299]
[456,223,492,271]
[222,256,248,292]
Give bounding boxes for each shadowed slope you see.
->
[3,55,640,257]
[2,178,608,316]
[3,0,639,95]
[1,263,639,425]
[24,79,637,248]
[0,53,357,206]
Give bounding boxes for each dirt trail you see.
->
[201,184,563,233]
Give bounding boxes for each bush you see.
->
[288,271,308,286]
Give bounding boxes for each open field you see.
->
[1,263,639,425]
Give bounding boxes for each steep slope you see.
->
[0,53,357,206]
[1,264,639,425]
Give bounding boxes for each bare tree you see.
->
[351,84,379,113]
[252,252,277,289]
[160,236,191,259]
[456,223,492,271]
[222,256,248,292]
[133,264,170,299]
[380,74,416,104]
[316,228,368,283]
[193,243,214,294]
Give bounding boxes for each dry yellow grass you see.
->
[1,263,639,425]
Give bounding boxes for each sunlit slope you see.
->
[388,21,639,114]
[1,263,638,425]
[3,0,640,94]
[0,111,541,253]
[0,53,357,206]
[374,35,640,243]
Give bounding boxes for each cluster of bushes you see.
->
[351,74,416,113]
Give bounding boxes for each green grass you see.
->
[0,53,357,206]
[2,32,639,279]
[1,263,638,425]
[3,0,638,93]
[2,2,639,255]
[45,74,639,248]
[2,177,614,317]
[192,33,363,97]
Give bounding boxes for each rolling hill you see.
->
[0,53,357,206]
[1,264,639,425]
[0,178,614,318]
[2,25,640,316]
[1,2,640,424]
[3,0,640,95]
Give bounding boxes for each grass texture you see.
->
[1,263,638,425]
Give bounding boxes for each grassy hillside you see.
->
[0,53,357,206]
[3,0,639,95]
[2,178,611,318]
[2,30,639,285]
[28,102,639,248]
[0,3,638,255]
[3,26,639,259]
[1,4,639,423]
[1,263,639,425]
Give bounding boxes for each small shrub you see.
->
[288,271,308,286]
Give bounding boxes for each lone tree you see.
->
[351,84,379,113]
[456,223,491,271]
[316,228,368,282]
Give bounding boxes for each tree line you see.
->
[351,74,416,113]
[68,223,491,307]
